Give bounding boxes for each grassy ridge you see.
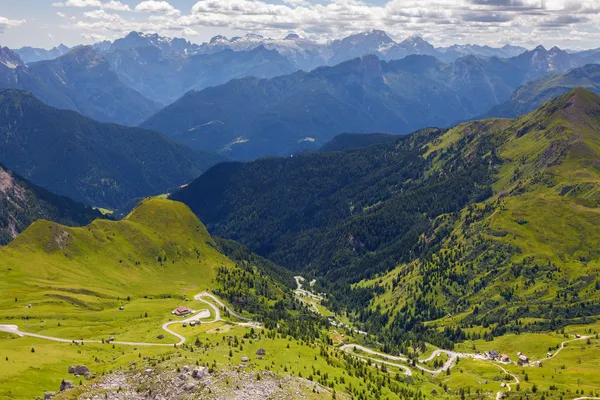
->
[364,89,600,340]
[0,198,229,342]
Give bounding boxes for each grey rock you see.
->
[145,369,154,376]
[43,393,56,400]
[241,356,249,363]
[59,380,74,391]
[191,367,207,380]
[184,383,196,391]
[68,365,90,375]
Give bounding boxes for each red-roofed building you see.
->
[172,306,193,316]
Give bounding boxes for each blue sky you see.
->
[1,0,599,49]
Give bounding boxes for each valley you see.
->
[1,11,600,399]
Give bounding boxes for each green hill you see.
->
[172,89,600,350]
[0,89,223,209]
[0,197,301,342]
[1,198,224,321]
[0,164,101,245]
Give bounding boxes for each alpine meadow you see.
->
[0,1,600,400]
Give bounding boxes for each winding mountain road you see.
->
[340,344,468,376]
[340,335,590,386]
[0,293,251,347]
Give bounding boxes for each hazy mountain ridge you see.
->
[104,43,296,105]
[0,46,159,126]
[142,51,563,159]
[13,43,70,63]
[0,89,223,209]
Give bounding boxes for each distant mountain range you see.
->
[6,30,532,71]
[0,89,223,209]
[104,35,296,105]
[0,163,101,245]
[4,30,600,147]
[0,46,159,126]
[189,30,529,70]
[142,44,591,159]
[13,44,70,63]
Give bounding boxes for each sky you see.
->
[1,0,600,50]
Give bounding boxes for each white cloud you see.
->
[83,9,124,21]
[56,12,67,18]
[82,32,110,41]
[44,0,600,49]
[103,1,131,11]
[135,1,180,16]
[52,0,102,7]
[0,16,26,33]
[53,0,131,11]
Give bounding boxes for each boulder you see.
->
[157,335,165,340]
[43,393,56,400]
[145,369,154,376]
[184,383,196,391]
[241,356,249,363]
[59,380,74,392]
[68,365,90,375]
[256,348,266,356]
[191,367,207,380]
[183,365,189,373]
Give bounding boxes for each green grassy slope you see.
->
[364,88,600,344]
[0,197,229,341]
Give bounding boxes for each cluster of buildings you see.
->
[485,350,529,364]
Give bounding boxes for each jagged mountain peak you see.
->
[0,46,24,69]
[210,35,229,44]
[401,35,430,45]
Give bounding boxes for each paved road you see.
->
[0,293,241,347]
[195,292,254,322]
[340,334,590,383]
[340,344,470,376]
[294,276,323,301]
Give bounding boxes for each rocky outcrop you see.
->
[59,380,74,391]
[68,365,90,375]
[192,367,207,380]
